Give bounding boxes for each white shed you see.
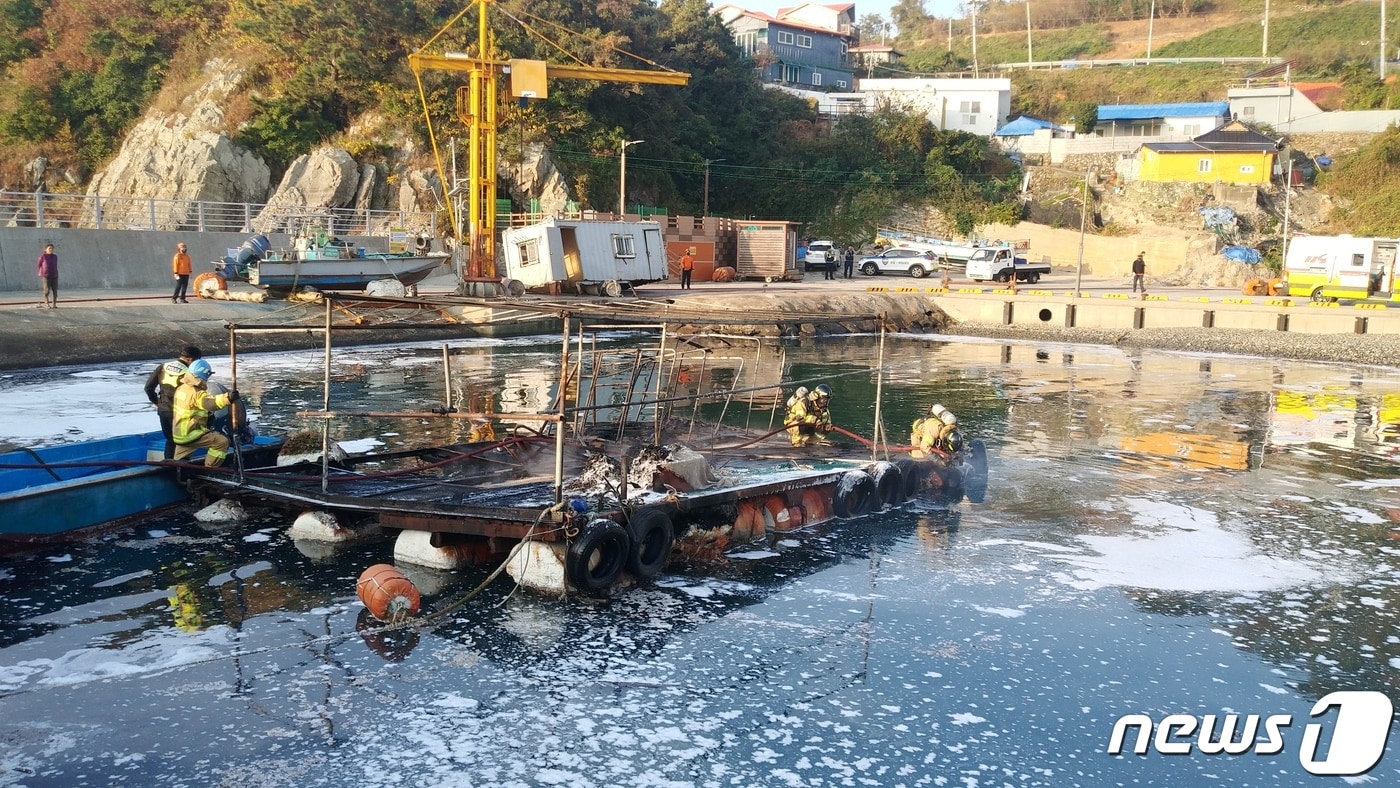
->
[499,219,668,295]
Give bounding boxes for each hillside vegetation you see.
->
[1,0,1398,239]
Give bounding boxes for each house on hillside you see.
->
[714,4,856,90]
[1095,102,1230,139]
[992,116,1071,162]
[849,43,902,75]
[1227,82,1400,132]
[1126,121,1280,186]
[855,78,1011,136]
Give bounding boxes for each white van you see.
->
[1284,235,1400,302]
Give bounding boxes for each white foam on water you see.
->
[338,437,384,454]
[1057,498,1328,593]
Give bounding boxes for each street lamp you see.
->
[1076,165,1098,297]
[703,158,726,217]
[619,139,643,217]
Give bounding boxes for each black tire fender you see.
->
[625,508,674,580]
[964,439,989,504]
[831,470,877,519]
[868,461,904,509]
[566,518,630,593]
[894,458,922,499]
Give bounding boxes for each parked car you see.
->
[857,248,942,278]
[804,240,837,272]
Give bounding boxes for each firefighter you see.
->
[144,344,202,459]
[172,359,239,467]
[786,384,833,447]
[911,404,962,458]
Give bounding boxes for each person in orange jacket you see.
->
[171,242,192,303]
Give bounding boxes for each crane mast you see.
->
[408,0,690,279]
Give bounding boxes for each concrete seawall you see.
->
[0,227,395,292]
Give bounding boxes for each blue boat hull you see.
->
[0,431,278,542]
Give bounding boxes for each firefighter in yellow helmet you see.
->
[910,403,962,458]
[785,384,833,447]
[172,358,238,467]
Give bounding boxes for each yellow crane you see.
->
[408,0,690,278]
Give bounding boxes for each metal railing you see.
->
[0,190,437,237]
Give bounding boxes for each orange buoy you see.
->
[785,506,804,530]
[801,489,827,524]
[356,563,421,621]
[192,271,227,298]
[734,500,761,540]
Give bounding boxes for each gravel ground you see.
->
[943,323,1400,368]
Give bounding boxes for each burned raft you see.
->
[189,298,988,597]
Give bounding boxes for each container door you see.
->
[561,228,582,282]
[643,228,664,279]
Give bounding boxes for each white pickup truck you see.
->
[965,246,1051,284]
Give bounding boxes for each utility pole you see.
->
[1076,166,1096,297]
[619,139,643,217]
[1382,0,1388,78]
[1281,156,1294,268]
[1263,0,1270,59]
[1026,1,1034,67]
[947,18,952,52]
[1147,0,1156,60]
[703,158,725,217]
[971,2,980,77]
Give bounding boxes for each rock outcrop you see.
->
[500,143,572,214]
[251,146,361,234]
[84,58,270,230]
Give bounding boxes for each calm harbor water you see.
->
[1,332,1399,786]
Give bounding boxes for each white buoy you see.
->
[393,529,475,570]
[505,540,570,595]
[194,498,248,523]
[287,511,353,542]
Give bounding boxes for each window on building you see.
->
[812,72,822,86]
[1242,106,1255,118]
[1198,159,1212,173]
[777,31,794,45]
[959,100,981,126]
[1182,124,1201,136]
[1239,165,1255,174]
[784,64,799,82]
[736,31,758,56]
[612,234,635,258]
[1353,253,1367,267]
[796,34,812,48]
[518,240,540,267]
[841,41,849,54]
[837,79,848,88]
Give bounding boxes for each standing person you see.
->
[843,246,855,279]
[171,242,192,303]
[36,243,57,308]
[679,247,695,290]
[172,359,238,467]
[824,246,837,280]
[1131,251,1146,293]
[144,345,203,460]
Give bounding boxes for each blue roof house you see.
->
[1095,102,1230,139]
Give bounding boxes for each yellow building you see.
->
[1137,121,1278,186]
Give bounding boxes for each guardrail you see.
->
[994,56,1284,71]
[0,190,436,237]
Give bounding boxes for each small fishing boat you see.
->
[0,431,282,544]
[199,233,450,296]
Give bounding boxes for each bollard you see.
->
[1276,313,1289,332]
[1356,316,1369,335]
[1202,310,1215,328]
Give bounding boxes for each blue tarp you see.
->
[994,116,1058,137]
[1198,206,1237,227]
[1222,246,1262,264]
[1097,102,1229,121]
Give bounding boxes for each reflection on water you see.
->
[1,334,1400,785]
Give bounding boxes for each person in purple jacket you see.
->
[36,243,57,308]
